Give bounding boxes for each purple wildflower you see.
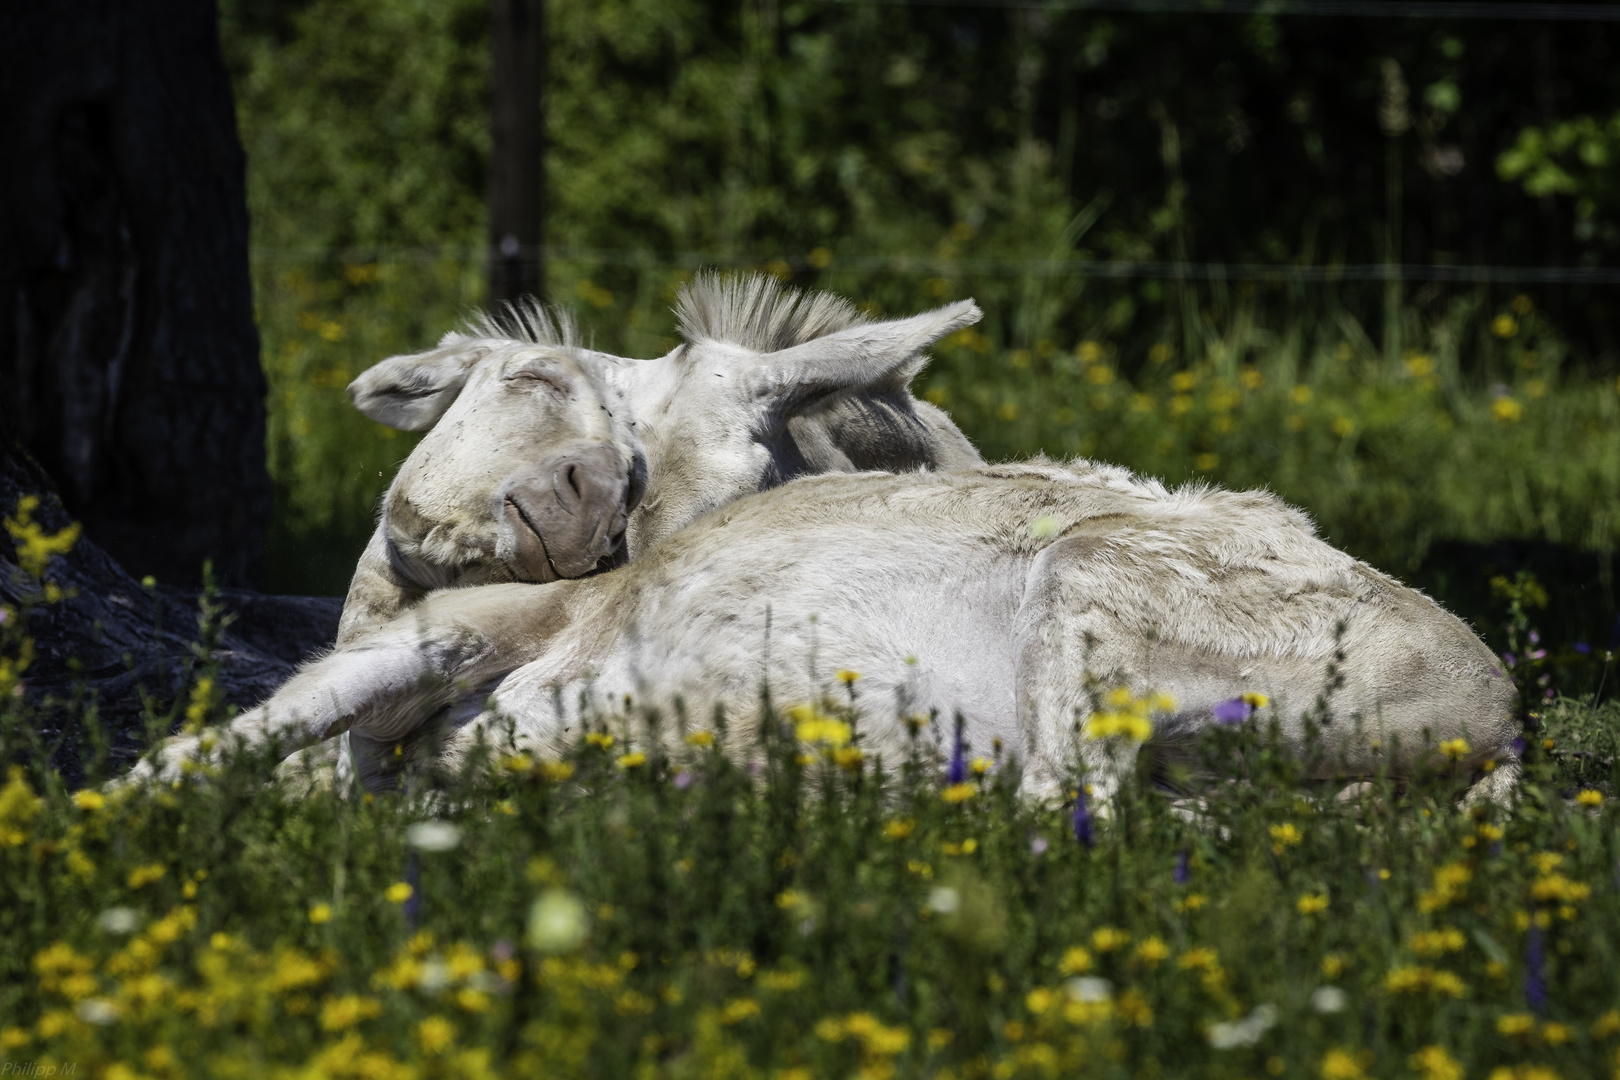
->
[1029,835,1049,856]
[1525,923,1547,1015]
[1503,652,1516,668]
[1529,649,1548,661]
[1173,850,1190,886]
[1575,641,1592,656]
[1529,630,1541,646]
[403,853,421,927]
[673,770,693,790]
[1511,737,1526,759]
[1213,697,1252,725]
[947,717,967,785]
[1072,787,1094,849]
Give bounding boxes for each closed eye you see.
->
[505,369,569,395]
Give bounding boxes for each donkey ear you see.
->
[746,300,981,425]
[348,335,487,430]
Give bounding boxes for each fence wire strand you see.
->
[250,245,1620,286]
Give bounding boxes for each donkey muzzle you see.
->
[499,443,631,582]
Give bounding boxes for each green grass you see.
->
[4,567,1620,1079]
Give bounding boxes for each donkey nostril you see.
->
[565,463,583,498]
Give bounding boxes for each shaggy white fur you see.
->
[132,462,1518,805]
[335,273,983,647]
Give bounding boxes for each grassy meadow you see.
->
[2,559,1620,1078]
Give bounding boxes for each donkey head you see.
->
[339,308,646,641]
[626,273,982,554]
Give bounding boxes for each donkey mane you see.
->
[461,297,580,348]
[676,271,868,352]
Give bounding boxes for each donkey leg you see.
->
[118,582,564,787]
[1012,537,1157,812]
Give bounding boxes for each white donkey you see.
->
[134,461,1519,804]
[338,272,981,646]
[332,273,981,784]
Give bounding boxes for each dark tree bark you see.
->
[0,0,271,589]
[0,439,339,780]
[489,0,545,305]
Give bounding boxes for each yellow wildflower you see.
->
[1118,988,1154,1028]
[685,731,714,747]
[1269,823,1303,853]
[1592,1009,1620,1038]
[1410,1045,1463,1080]
[1531,873,1591,905]
[1058,946,1093,975]
[1438,738,1470,761]
[127,863,166,890]
[616,752,646,769]
[585,732,614,749]
[1319,1048,1366,1080]
[1491,314,1519,338]
[269,948,328,992]
[5,496,81,578]
[835,669,860,685]
[1496,1013,1535,1036]
[1085,710,1152,742]
[1385,966,1466,998]
[760,968,806,992]
[1091,927,1129,952]
[1178,947,1220,972]
[940,783,975,803]
[1418,861,1472,912]
[834,746,864,771]
[539,761,575,782]
[884,818,915,840]
[719,997,760,1024]
[793,715,852,747]
[1133,936,1169,966]
[309,903,332,925]
[1410,928,1466,957]
[1297,892,1330,915]
[385,882,414,904]
[1492,397,1523,422]
[182,676,217,733]
[1486,1067,1562,1080]
[0,767,43,847]
[319,994,382,1031]
[970,756,993,776]
[1577,789,1603,807]
[72,789,105,811]
[418,1015,455,1054]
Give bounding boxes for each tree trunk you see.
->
[489,0,546,306]
[0,0,271,589]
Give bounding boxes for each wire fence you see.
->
[824,0,1620,20]
[250,244,1620,286]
